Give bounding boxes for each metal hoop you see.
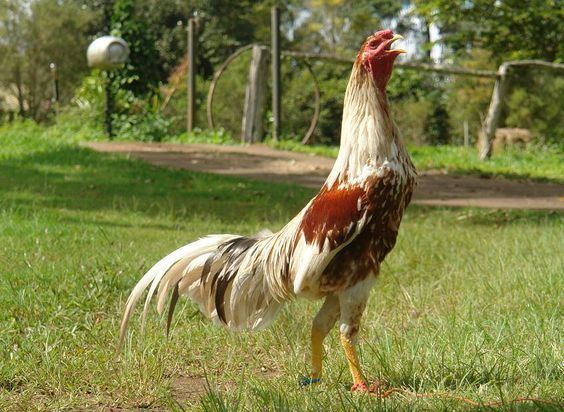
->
[297,59,321,145]
[206,44,254,129]
[206,44,321,144]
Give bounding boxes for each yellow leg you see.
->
[305,295,339,384]
[340,333,364,386]
[311,328,324,379]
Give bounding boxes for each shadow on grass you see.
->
[0,145,314,224]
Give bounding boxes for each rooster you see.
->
[119,29,416,393]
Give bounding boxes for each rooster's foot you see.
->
[350,380,388,396]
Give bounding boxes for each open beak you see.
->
[388,34,406,55]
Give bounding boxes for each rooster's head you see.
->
[358,29,405,92]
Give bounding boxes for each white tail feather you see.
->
[118,228,295,349]
[118,235,235,348]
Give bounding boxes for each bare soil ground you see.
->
[84,141,564,210]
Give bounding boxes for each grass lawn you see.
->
[0,123,562,410]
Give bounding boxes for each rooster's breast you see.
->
[317,166,415,294]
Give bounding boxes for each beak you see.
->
[389,34,406,54]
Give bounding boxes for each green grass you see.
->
[409,145,563,183]
[266,139,564,183]
[265,138,340,158]
[0,122,562,410]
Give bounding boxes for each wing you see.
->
[290,165,406,295]
[291,179,373,295]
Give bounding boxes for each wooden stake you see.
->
[463,120,469,147]
[271,6,281,141]
[187,17,197,133]
[242,45,268,143]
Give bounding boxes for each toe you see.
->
[351,382,368,392]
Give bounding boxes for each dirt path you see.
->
[84,141,564,210]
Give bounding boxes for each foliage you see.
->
[401,1,563,146]
[442,51,494,146]
[194,0,275,72]
[290,0,402,54]
[505,69,564,144]
[423,92,450,145]
[72,70,171,141]
[279,61,350,144]
[71,70,106,124]
[132,0,190,77]
[412,0,564,63]
[391,97,432,145]
[72,0,170,139]
[278,61,453,146]
[0,129,562,409]
[0,0,94,119]
[111,0,162,97]
[388,69,453,145]
[112,110,172,142]
[171,128,236,145]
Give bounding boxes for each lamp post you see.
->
[49,63,59,116]
[86,35,129,138]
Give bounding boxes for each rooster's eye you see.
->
[368,41,378,49]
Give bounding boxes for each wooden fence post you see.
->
[187,17,197,133]
[242,45,268,143]
[271,6,281,141]
[479,63,510,160]
[463,120,469,147]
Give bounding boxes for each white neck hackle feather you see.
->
[326,62,407,189]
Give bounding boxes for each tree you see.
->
[412,0,564,63]
[290,0,402,54]
[0,1,28,115]
[111,0,162,96]
[0,0,94,119]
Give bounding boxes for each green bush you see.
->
[443,56,493,146]
[391,97,433,145]
[162,57,245,138]
[505,70,564,144]
[388,69,452,145]
[71,70,172,141]
[279,61,349,144]
[171,127,235,144]
[112,110,172,142]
